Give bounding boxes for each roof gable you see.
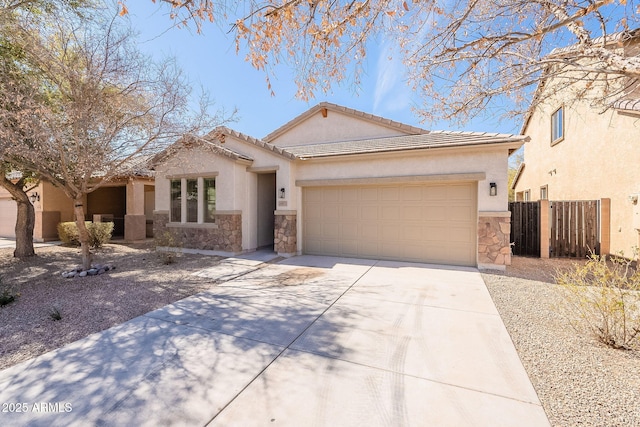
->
[263,102,429,147]
[151,134,253,168]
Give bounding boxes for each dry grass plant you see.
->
[556,252,640,350]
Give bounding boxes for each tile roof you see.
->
[207,127,297,160]
[548,29,640,57]
[614,98,640,112]
[284,131,527,159]
[262,102,429,143]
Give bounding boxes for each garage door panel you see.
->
[0,199,17,238]
[423,186,448,200]
[341,188,359,201]
[323,223,341,239]
[402,186,422,201]
[341,225,359,240]
[381,187,400,201]
[341,205,359,220]
[359,241,379,258]
[402,206,422,221]
[362,207,379,221]
[305,188,323,202]
[341,240,359,257]
[361,188,378,201]
[381,206,400,220]
[303,183,477,266]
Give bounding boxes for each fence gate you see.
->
[509,201,540,257]
[549,200,600,258]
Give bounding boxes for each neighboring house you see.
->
[0,175,155,242]
[513,32,640,257]
[153,102,525,269]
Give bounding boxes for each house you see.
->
[153,102,526,269]
[0,176,155,242]
[513,31,640,257]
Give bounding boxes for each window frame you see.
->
[167,175,218,225]
[540,185,548,200]
[551,106,564,146]
[524,190,531,202]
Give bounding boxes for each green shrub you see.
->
[88,222,114,248]
[556,252,640,350]
[57,221,114,248]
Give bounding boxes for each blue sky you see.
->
[125,3,521,139]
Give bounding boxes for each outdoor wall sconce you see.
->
[29,192,40,203]
[280,187,286,199]
[489,182,497,197]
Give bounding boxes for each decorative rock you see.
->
[79,271,88,277]
[87,269,98,276]
[98,269,105,275]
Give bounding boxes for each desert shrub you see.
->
[49,306,62,321]
[0,276,19,307]
[555,252,640,350]
[57,221,114,248]
[87,222,114,248]
[154,230,182,265]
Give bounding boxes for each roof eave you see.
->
[294,138,528,161]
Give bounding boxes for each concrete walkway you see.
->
[0,237,62,250]
[0,256,549,426]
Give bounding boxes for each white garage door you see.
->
[303,182,477,266]
[0,199,17,238]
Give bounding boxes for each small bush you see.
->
[57,221,114,248]
[155,230,182,265]
[556,252,640,350]
[0,276,19,307]
[88,222,114,248]
[49,306,62,321]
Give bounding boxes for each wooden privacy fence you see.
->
[549,200,600,258]
[508,199,610,259]
[509,201,540,257]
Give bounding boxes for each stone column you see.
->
[478,211,512,270]
[274,210,297,256]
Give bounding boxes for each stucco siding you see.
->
[269,111,410,147]
[516,93,640,256]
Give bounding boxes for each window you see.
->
[551,106,564,144]
[169,176,217,224]
[186,179,198,223]
[524,190,531,201]
[204,178,216,223]
[540,185,548,200]
[170,179,181,222]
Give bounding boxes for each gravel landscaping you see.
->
[483,256,640,427]
[2,243,639,426]
[0,242,223,371]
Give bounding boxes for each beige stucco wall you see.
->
[268,109,411,147]
[515,92,640,256]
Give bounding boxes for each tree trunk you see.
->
[0,171,36,258]
[73,197,92,270]
[14,197,35,258]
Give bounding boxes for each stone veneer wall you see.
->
[274,212,297,255]
[478,213,512,266]
[154,212,242,253]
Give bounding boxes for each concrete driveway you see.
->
[0,256,549,426]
